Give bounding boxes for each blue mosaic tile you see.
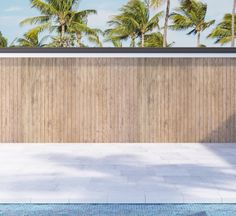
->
[0,204,235,216]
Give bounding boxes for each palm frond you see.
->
[105,0,162,47]
[170,0,214,45]
[208,14,236,45]
[30,0,57,15]
[20,16,50,26]
[150,0,166,8]
[0,31,7,48]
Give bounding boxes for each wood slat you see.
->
[0,58,235,143]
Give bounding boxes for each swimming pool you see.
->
[0,204,235,216]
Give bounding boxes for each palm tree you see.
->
[169,0,215,47]
[106,0,162,47]
[16,28,48,47]
[67,11,102,47]
[105,16,137,47]
[232,0,236,46]
[110,39,122,47]
[20,0,100,47]
[0,32,7,48]
[104,33,123,47]
[208,14,236,45]
[47,35,74,47]
[140,32,170,47]
[151,0,170,47]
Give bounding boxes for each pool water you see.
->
[0,204,235,216]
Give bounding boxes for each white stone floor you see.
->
[0,143,236,203]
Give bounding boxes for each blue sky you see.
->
[0,0,233,47]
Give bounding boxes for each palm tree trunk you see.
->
[61,24,65,47]
[197,31,201,47]
[77,32,82,47]
[130,34,135,47]
[232,0,236,47]
[141,32,145,47]
[163,0,170,47]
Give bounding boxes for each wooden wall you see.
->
[0,58,235,143]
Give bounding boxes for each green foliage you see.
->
[0,32,8,48]
[1,0,235,48]
[169,0,215,47]
[67,10,102,47]
[105,0,163,47]
[208,14,236,45]
[150,0,170,47]
[150,0,166,8]
[20,0,101,47]
[141,32,173,47]
[16,27,48,47]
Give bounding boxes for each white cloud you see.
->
[5,6,23,12]
[0,16,23,23]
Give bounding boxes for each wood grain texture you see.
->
[0,58,235,143]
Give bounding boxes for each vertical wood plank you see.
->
[0,58,235,143]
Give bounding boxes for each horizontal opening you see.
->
[0,48,236,58]
[0,47,236,53]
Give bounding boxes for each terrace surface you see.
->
[0,143,236,203]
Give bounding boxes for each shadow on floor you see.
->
[200,113,236,166]
[4,152,236,196]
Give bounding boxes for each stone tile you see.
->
[181,187,222,203]
[108,190,145,203]
[154,166,191,177]
[135,180,174,193]
[183,195,222,203]
[218,189,236,203]
[145,188,184,203]
[0,143,236,203]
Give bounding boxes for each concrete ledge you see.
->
[0,53,236,58]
